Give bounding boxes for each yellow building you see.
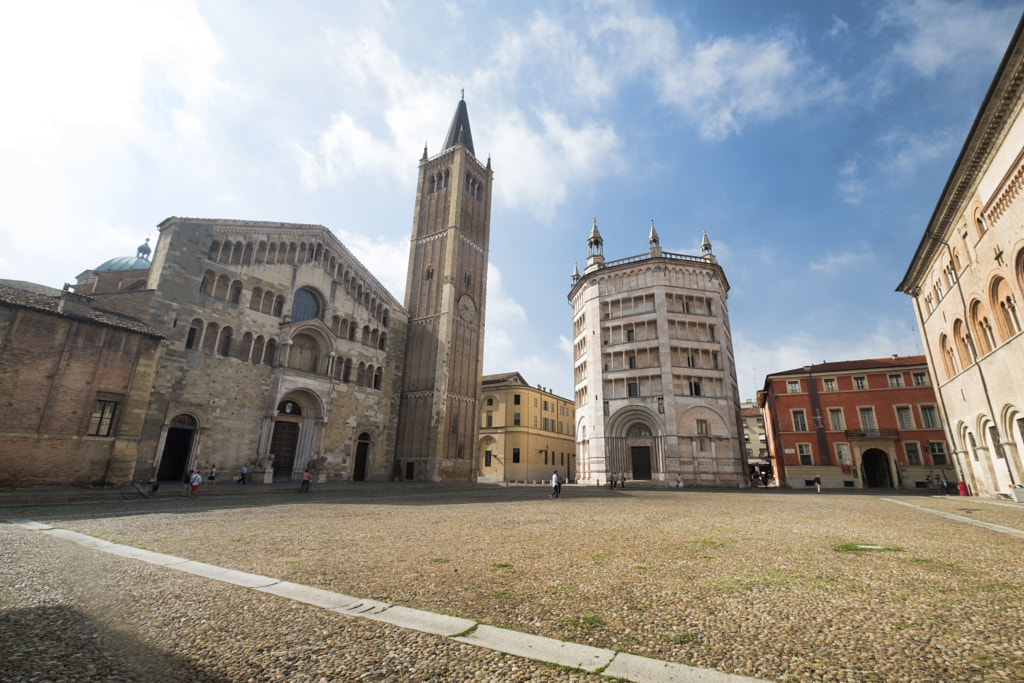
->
[476,372,576,484]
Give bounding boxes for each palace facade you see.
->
[897,15,1024,498]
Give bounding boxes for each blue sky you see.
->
[1,0,1021,402]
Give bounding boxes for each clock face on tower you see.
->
[458,294,476,322]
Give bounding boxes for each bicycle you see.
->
[123,481,160,499]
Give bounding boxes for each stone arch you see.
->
[952,318,971,368]
[990,276,1022,339]
[268,389,326,481]
[156,412,202,482]
[969,299,992,356]
[939,333,957,378]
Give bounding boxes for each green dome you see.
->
[95,256,151,272]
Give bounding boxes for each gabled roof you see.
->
[0,283,162,338]
[442,98,475,156]
[767,355,928,379]
[482,371,530,387]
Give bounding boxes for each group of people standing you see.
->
[609,473,627,489]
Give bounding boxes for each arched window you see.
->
[977,214,988,234]
[208,241,221,261]
[289,333,319,372]
[378,333,387,350]
[200,271,215,296]
[939,334,957,378]
[251,336,265,364]
[970,301,991,356]
[373,367,382,390]
[952,319,971,367]
[426,266,434,281]
[240,332,254,361]
[186,319,203,349]
[229,280,243,304]
[362,325,371,345]
[272,295,285,317]
[263,339,277,366]
[217,326,233,356]
[342,358,352,383]
[250,288,263,311]
[202,322,220,353]
[213,274,230,300]
[291,288,321,322]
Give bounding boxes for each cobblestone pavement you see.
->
[3,484,1024,682]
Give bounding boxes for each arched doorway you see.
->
[157,414,197,481]
[862,448,892,488]
[269,400,302,480]
[353,432,371,481]
[626,422,653,480]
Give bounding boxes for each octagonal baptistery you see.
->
[568,220,747,487]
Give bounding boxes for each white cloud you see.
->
[483,264,573,397]
[838,158,868,205]
[826,15,850,40]
[880,129,958,176]
[734,316,922,401]
[809,246,876,273]
[879,0,1020,78]
[335,230,410,302]
[491,110,622,222]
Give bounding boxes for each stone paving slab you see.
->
[174,560,280,587]
[454,624,614,672]
[368,604,477,636]
[884,498,1024,539]
[334,597,390,615]
[254,580,363,610]
[604,652,763,682]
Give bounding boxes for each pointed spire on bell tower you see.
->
[442,96,475,156]
[586,217,605,273]
[572,261,580,283]
[648,220,661,257]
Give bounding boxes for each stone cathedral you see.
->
[0,98,490,488]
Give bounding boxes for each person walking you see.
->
[205,465,217,489]
[619,473,626,489]
[610,472,617,489]
[182,470,193,497]
[550,471,560,499]
[300,469,311,493]
[237,465,247,485]
[676,474,683,489]
[814,474,822,494]
[189,469,202,498]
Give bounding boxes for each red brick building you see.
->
[757,356,954,491]
[0,282,162,488]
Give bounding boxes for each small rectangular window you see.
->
[486,413,493,428]
[787,380,800,393]
[929,442,947,466]
[896,406,914,430]
[854,376,866,390]
[87,400,118,437]
[905,442,922,466]
[822,378,836,392]
[628,382,639,397]
[798,443,813,466]
[514,394,521,405]
[912,372,928,387]
[920,406,939,429]
[689,380,701,396]
[828,408,845,431]
[512,448,520,464]
[484,450,492,467]
[889,374,904,388]
[513,413,521,426]
[696,419,708,435]
[793,410,807,431]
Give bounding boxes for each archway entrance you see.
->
[270,399,303,480]
[157,414,196,481]
[353,432,371,481]
[862,448,892,488]
[630,446,652,479]
[626,422,653,480]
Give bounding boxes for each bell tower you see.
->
[396,97,492,481]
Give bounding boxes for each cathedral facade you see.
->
[569,221,746,487]
[0,99,489,487]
